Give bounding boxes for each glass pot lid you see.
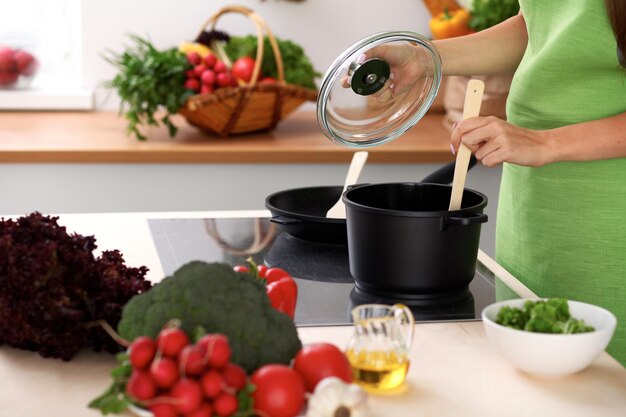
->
[317,31,442,148]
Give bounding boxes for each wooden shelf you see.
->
[0,110,455,164]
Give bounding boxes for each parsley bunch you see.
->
[104,35,194,140]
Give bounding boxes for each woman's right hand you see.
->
[343,43,424,103]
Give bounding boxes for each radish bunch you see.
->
[126,328,247,417]
[183,52,237,94]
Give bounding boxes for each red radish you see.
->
[200,369,224,398]
[204,54,217,69]
[233,265,249,273]
[157,328,189,357]
[185,69,197,79]
[150,357,179,389]
[222,363,247,391]
[14,51,37,76]
[179,345,206,376]
[200,84,213,94]
[170,379,203,414]
[149,402,178,417]
[126,370,157,401]
[129,336,156,369]
[187,52,202,66]
[214,393,238,417]
[231,56,256,83]
[187,403,213,417]
[216,72,233,88]
[197,334,231,368]
[201,69,216,86]
[193,64,207,77]
[184,78,200,91]
[260,76,277,84]
[213,61,227,73]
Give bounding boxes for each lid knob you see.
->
[349,58,391,96]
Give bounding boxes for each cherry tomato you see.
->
[251,364,305,417]
[293,343,353,392]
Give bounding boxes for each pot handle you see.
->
[444,213,488,226]
[269,215,303,225]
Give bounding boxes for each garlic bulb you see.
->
[306,377,371,417]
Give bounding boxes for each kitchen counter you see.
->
[0,210,624,417]
[0,110,454,164]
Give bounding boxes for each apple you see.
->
[0,71,19,86]
[14,51,38,76]
[0,49,15,72]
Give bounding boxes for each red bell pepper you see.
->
[233,260,298,320]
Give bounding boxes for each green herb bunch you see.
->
[224,35,320,89]
[469,0,520,32]
[104,35,194,141]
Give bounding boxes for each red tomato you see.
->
[251,364,305,417]
[292,343,353,392]
[231,56,256,83]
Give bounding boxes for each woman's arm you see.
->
[450,112,626,167]
[434,13,528,76]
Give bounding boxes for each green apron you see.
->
[498,0,626,365]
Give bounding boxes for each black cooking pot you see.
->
[265,157,476,244]
[343,182,487,298]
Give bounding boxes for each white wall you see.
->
[81,0,434,109]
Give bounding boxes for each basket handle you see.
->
[196,5,285,86]
[204,218,277,256]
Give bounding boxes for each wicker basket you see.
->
[179,6,318,136]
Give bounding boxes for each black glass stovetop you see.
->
[148,217,497,327]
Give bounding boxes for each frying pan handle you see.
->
[421,155,477,185]
[444,212,488,227]
[269,215,303,225]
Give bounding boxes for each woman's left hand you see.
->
[450,116,554,167]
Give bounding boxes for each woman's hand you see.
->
[450,116,555,167]
[343,44,425,103]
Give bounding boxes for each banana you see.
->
[178,42,214,58]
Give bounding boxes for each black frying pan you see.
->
[265,156,477,244]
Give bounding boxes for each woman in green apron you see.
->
[440,1,626,365]
[375,0,626,365]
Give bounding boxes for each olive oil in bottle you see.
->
[347,349,409,392]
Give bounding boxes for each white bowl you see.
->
[482,299,617,376]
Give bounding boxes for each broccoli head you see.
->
[117,261,302,372]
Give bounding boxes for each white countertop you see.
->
[1,210,625,417]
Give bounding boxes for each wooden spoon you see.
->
[448,79,485,211]
[326,151,369,218]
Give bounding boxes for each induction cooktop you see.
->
[148,217,497,326]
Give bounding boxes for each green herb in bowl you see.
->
[496,298,595,334]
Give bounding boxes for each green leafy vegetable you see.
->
[469,0,520,32]
[103,35,194,141]
[117,261,302,372]
[496,298,595,334]
[87,353,133,415]
[224,35,320,89]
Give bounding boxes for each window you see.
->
[0,0,92,109]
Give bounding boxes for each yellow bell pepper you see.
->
[429,8,472,40]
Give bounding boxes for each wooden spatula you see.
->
[326,151,369,219]
[448,79,485,211]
